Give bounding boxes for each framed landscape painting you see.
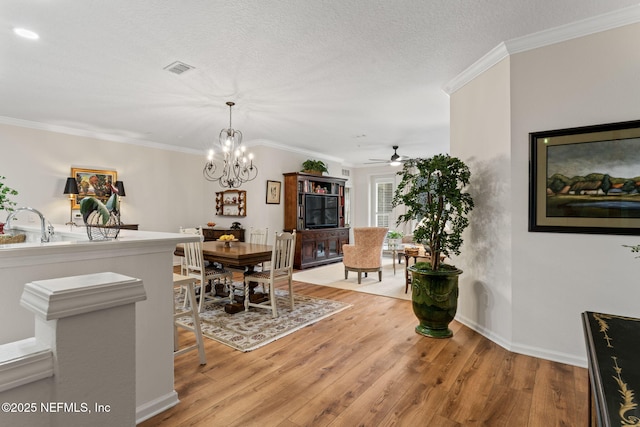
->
[71,168,117,209]
[529,119,640,235]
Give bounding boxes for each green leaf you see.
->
[79,197,111,225]
[105,193,119,212]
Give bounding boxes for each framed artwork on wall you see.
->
[266,180,281,204]
[529,119,640,235]
[71,167,117,209]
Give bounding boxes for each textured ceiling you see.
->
[2,1,638,166]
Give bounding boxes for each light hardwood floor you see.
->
[140,279,588,427]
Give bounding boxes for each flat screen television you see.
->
[304,194,339,229]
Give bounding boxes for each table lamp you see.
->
[63,177,79,225]
[115,180,126,197]
[114,181,126,221]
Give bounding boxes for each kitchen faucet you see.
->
[5,207,55,243]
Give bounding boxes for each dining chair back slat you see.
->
[243,230,296,317]
[249,227,269,271]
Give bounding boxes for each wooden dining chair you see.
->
[172,273,206,365]
[249,227,269,244]
[182,230,234,312]
[243,230,296,317]
[179,226,201,275]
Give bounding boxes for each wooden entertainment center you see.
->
[283,172,349,269]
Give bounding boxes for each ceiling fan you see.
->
[366,145,410,166]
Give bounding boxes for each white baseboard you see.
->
[136,390,179,424]
[455,314,587,368]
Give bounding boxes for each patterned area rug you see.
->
[175,287,351,352]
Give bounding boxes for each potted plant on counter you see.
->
[392,154,474,338]
[0,176,19,235]
[301,160,328,176]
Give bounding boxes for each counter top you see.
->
[0,224,200,253]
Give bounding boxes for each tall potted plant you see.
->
[392,154,474,338]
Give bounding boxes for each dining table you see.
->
[174,240,273,313]
[175,240,272,267]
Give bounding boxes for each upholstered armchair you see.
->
[342,227,389,284]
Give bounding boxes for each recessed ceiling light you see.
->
[13,28,39,40]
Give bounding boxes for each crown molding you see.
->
[253,138,347,164]
[0,115,350,165]
[443,42,510,95]
[0,115,203,155]
[444,4,640,95]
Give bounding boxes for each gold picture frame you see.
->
[71,168,117,209]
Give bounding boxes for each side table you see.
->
[402,252,421,293]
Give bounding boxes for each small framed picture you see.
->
[266,180,281,204]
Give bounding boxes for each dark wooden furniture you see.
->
[283,172,349,269]
[582,311,640,427]
[101,223,138,230]
[295,227,350,270]
[201,227,245,242]
[215,189,246,216]
[402,252,421,294]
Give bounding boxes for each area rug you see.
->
[292,256,411,301]
[175,288,351,352]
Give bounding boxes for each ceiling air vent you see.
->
[163,61,195,75]
[342,169,350,177]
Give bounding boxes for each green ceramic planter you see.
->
[408,263,462,338]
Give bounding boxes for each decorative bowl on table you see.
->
[218,234,238,248]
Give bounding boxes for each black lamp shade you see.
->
[63,177,79,195]
[115,181,126,197]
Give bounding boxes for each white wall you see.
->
[450,57,513,350]
[0,123,207,232]
[451,22,640,366]
[350,164,418,235]
[0,124,352,240]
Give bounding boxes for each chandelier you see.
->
[203,101,258,188]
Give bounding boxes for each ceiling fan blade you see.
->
[366,146,410,165]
